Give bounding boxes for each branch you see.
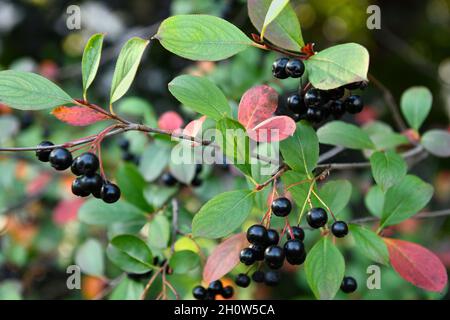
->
[350,209,450,225]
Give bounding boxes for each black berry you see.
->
[305,107,324,123]
[341,276,357,293]
[240,247,256,265]
[272,57,289,79]
[73,152,99,175]
[72,177,90,197]
[49,148,73,171]
[252,271,265,283]
[264,271,280,286]
[306,207,328,228]
[192,285,207,300]
[161,172,178,187]
[80,174,103,194]
[208,280,223,293]
[221,286,234,299]
[284,239,306,265]
[264,245,285,269]
[344,95,364,114]
[329,100,346,119]
[331,221,348,238]
[266,229,280,246]
[36,141,54,162]
[287,94,307,115]
[326,87,345,100]
[271,197,292,217]
[287,226,305,241]
[235,273,250,288]
[304,88,324,108]
[101,183,121,203]
[249,244,265,261]
[285,59,305,78]
[246,224,268,245]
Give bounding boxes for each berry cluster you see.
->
[36,141,121,204]
[161,164,203,188]
[272,57,367,124]
[306,207,349,238]
[192,280,234,300]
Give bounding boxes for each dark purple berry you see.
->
[246,224,268,245]
[284,239,306,265]
[36,141,54,162]
[74,152,99,175]
[304,88,324,108]
[329,100,346,119]
[264,271,280,286]
[285,59,305,78]
[287,94,307,115]
[71,177,90,197]
[161,172,178,187]
[101,183,121,203]
[331,221,349,238]
[252,270,265,283]
[235,273,250,288]
[345,95,364,114]
[264,245,285,269]
[271,197,292,217]
[306,207,328,228]
[49,148,72,171]
[221,286,234,299]
[341,276,357,293]
[287,226,305,241]
[266,229,280,246]
[272,57,289,79]
[192,285,207,300]
[240,247,256,265]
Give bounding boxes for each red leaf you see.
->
[249,115,296,142]
[53,197,85,225]
[203,233,248,283]
[183,115,206,137]
[52,106,110,126]
[158,111,184,132]
[384,238,448,292]
[238,85,296,142]
[26,172,52,195]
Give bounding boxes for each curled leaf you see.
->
[51,106,110,126]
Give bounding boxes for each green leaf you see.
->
[155,15,254,61]
[139,142,171,182]
[147,214,171,250]
[75,239,104,276]
[110,37,149,104]
[349,225,389,265]
[144,185,178,209]
[168,75,231,120]
[261,0,290,40]
[192,190,255,239]
[421,130,450,158]
[365,185,384,218]
[0,70,72,110]
[169,143,197,184]
[216,118,251,176]
[305,237,345,300]
[363,121,409,150]
[280,121,319,175]
[109,277,144,300]
[319,180,352,215]
[400,86,433,131]
[305,43,369,90]
[281,171,313,210]
[78,199,146,225]
[317,121,375,150]
[82,33,104,99]
[0,115,19,144]
[106,235,153,274]
[248,0,303,51]
[370,151,407,191]
[380,175,434,228]
[169,250,200,274]
[116,163,152,212]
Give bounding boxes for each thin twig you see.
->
[350,209,450,225]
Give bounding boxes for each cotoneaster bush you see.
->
[0,0,449,300]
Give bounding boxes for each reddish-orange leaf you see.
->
[249,115,296,142]
[238,85,278,130]
[52,106,110,126]
[203,233,248,284]
[158,111,184,132]
[53,198,85,225]
[26,172,52,195]
[384,238,448,292]
[183,115,206,137]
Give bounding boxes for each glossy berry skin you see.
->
[304,88,324,108]
[80,174,103,194]
[331,221,349,238]
[305,107,324,123]
[246,224,268,245]
[287,226,305,241]
[266,229,280,246]
[235,273,250,288]
[326,87,345,100]
[101,183,121,203]
[329,100,346,119]
[252,271,265,283]
[345,95,364,114]
[205,289,216,300]
[284,239,306,265]
[341,276,357,293]
[161,172,177,187]
[264,245,285,269]
[286,94,307,115]
[264,271,280,287]
[286,59,305,78]
[306,207,328,228]
[208,280,223,293]
[36,141,54,162]
[74,152,99,175]
[71,159,82,176]
[192,285,207,300]
[49,148,73,171]
[72,178,90,197]
[221,286,234,299]
[271,197,292,217]
[240,247,256,265]
[249,244,265,261]
[272,57,289,79]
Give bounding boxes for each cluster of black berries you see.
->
[272,57,367,124]
[36,141,121,204]
[305,207,349,238]
[118,138,140,165]
[161,164,203,188]
[192,280,234,300]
